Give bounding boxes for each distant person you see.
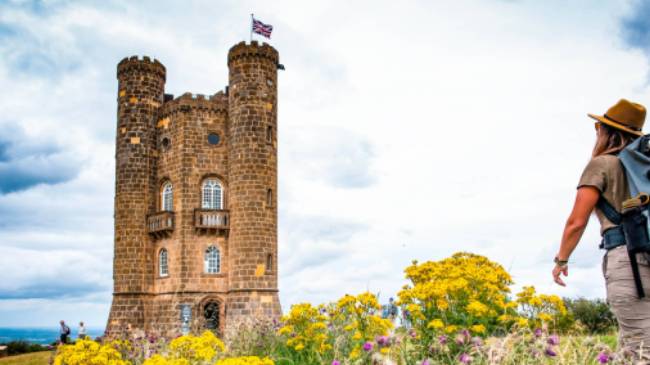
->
[78,321,87,340]
[380,303,389,319]
[401,307,411,329]
[552,99,650,359]
[388,297,398,323]
[59,320,71,344]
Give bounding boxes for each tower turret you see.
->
[226,41,281,327]
[106,56,166,336]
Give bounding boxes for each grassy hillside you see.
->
[0,351,52,365]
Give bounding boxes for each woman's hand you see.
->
[552,263,568,286]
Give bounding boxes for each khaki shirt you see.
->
[577,154,629,235]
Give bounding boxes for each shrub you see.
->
[54,339,129,365]
[2,340,45,355]
[515,286,573,333]
[564,297,617,334]
[330,292,393,361]
[277,302,330,364]
[398,252,517,343]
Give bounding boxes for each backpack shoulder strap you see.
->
[596,195,622,225]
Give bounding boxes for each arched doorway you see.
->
[203,300,221,332]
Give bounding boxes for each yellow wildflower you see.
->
[471,324,486,334]
[427,319,444,329]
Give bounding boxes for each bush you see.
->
[564,297,617,334]
[1,340,45,355]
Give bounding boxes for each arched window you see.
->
[202,179,223,210]
[159,249,168,277]
[162,182,173,211]
[204,246,220,274]
[266,189,273,207]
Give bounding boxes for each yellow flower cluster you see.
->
[54,339,129,365]
[398,252,515,336]
[167,331,226,363]
[334,292,393,359]
[215,356,274,365]
[335,292,393,340]
[142,355,190,365]
[516,286,568,329]
[142,354,273,365]
[278,302,331,353]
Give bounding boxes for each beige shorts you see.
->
[604,246,650,361]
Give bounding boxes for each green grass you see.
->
[596,333,618,349]
[0,351,52,365]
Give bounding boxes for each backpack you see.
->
[64,325,71,335]
[389,304,398,316]
[599,135,650,298]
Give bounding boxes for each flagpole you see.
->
[250,13,253,43]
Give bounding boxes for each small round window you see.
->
[160,137,171,151]
[208,133,220,145]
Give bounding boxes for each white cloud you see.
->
[0,0,647,328]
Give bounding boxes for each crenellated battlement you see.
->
[160,91,228,116]
[117,55,166,81]
[227,41,278,66]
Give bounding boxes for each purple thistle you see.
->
[363,342,373,352]
[332,361,340,365]
[534,328,542,338]
[547,334,560,346]
[455,334,466,345]
[544,347,557,357]
[376,335,389,346]
[422,360,430,365]
[597,352,611,364]
[438,335,447,345]
[459,353,471,364]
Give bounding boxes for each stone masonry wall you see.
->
[106,56,165,337]
[226,41,281,327]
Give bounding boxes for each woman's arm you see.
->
[552,186,600,286]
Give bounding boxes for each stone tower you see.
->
[106,41,282,338]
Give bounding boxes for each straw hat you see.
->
[588,99,646,137]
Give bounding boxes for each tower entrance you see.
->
[203,301,220,331]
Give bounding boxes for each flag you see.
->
[252,17,273,38]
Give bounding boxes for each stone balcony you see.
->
[147,211,174,237]
[194,209,229,234]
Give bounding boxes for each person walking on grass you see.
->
[78,321,87,340]
[59,320,71,344]
[553,99,650,360]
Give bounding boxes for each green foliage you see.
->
[564,297,617,334]
[0,340,46,355]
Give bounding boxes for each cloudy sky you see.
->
[1,0,650,329]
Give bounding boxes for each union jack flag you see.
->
[252,17,273,38]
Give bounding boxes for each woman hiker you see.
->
[553,99,649,359]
